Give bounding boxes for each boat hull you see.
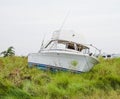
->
[28,50,99,72]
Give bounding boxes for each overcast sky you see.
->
[0,0,120,55]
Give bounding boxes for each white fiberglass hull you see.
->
[28,50,99,72]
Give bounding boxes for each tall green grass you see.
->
[0,57,120,99]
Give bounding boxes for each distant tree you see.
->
[1,46,15,57]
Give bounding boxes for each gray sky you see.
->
[0,0,120,55]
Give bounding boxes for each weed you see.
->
[0,57,120,98]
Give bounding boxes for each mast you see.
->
[59,10,70,31]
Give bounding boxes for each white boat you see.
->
[28,30,99,72]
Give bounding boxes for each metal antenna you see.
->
[39,34,46,52]
[59,10,70,31]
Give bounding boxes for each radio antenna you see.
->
[39,34,46,52]
[59,10,70,31]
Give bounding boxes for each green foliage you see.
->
[0,57,120,99]
[1,46,15,57]
[0,79,30,99]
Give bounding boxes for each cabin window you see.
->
[66,43,75,50]
[77,45,83,51]
[46,41,57,49]
[57,43,66,49]
[82,49,90,54]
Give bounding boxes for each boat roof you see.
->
[51,30,86,44]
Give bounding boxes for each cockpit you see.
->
[45,40,90,54]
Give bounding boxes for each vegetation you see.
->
[0,46,15,57]
[0,56,120,99]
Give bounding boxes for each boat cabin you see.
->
[45,40,90,54]
[41,30,91,55]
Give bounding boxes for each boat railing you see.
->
[40,48,80,53]
[87,44,101,57]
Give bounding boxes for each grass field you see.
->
[0,56,120,99]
